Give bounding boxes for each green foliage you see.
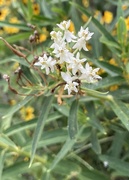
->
[1,0,129,180]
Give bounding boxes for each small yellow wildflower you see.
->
[38,27,49,43]
[20,106,35,121]
[9,99,16,105]
[94,10,101,17]
[109,58,118,66]
[0,0,4,5]
[4,0,12,6]
[81,14,88,22]
[22,0,34,4]
[33,3,40,15]
[0,7,10,21]
[122,58,128,65]
[125,16,129,31]
[102,11,113,24]
[82,0,89,8]
[109,85,119,91]
[122,5,128,10]
[97,68,105,75]
[69,21,75,33]
[4,17,20,34]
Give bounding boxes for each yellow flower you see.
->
[68,21,75,33]
[82,0,89,7]
[0,0,4,5]
[122,58,128,65]
[22,0,34,4]
[109,85,118,91]
[102,11,113,24]
[38,27,49,43]
[9,99,16,105]
[20,106,35,121]
[97,68,105,75]
[109,58,118,66]
[122,5,128,10]
[4,0,12,6]
[33,3,40,15]
[125,16,129,31]
[4,17,20,34]
[0,7,10,21]
[81,14,88,22]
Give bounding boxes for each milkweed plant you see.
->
[1,0,129,180]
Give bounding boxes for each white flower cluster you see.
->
[34,20,102,95]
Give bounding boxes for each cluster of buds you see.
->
[34,20,101,95]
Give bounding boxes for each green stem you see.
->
[81,87,113,101]
[0,141,46,164]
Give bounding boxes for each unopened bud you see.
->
[3,74,9,81]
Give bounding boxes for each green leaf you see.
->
[5,112,62,136]
[49,125,85,171]
[29,95,54,167]
[116,0,123,20]
[68,99,78,139]
[100,35,121,50]
[27,0,33,20]
[85,76,124,91]
[2,94,35,119]
[85,102,106,134]
[23,128,67,150]
[99,155,129,176]
[109,99,129,131]
[53,104,69,116]
[0,134,17,149]
[80,167,109,180]
[109,131,127,158]
[91,128,101,154]
[117,17,127,45]
[5,32,31,43]
[0,21,31,31]
[91,60,123,76]
[0,150,6,179]
[2,162,41,179]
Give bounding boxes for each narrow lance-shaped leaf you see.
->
[68,99,79,139]
[0,134,18,149]
[109,99,129,131]
[29,95,54,167]
[0,150,6,179]
[117,17,127,45]
[85,101,106,134]
[99,155,129,176]
[49,125,85,171]
[2,94,35,119]
[91,128,101,154]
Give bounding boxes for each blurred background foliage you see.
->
[1,0,129,180]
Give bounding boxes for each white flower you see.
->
[61,72,79,95]
[78,27,94,40]
[57,20,71,30]
[67,52,86,75]
[73,27,94,51]
[50,31,63,45]
[34,54,56,75]
[57,20,77,42]
[80,62,102,83]
[52,43,74,64]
